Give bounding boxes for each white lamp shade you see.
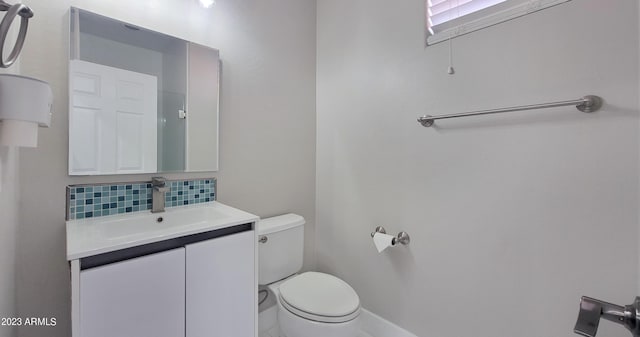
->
[0,74,53,127]
[0,74,53,147]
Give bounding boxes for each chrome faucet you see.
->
[151,177,169,213]
[574,296,640,337]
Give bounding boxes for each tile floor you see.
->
[259,329,373,337]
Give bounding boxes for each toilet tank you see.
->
[258,214,305,285]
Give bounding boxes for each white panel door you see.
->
[69,59,157,175]
[68,67,113,174]
[186,231,256,337]
[115,72,157,173]
[80,248,186,337]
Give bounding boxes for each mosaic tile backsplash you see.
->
[66,178,216,220]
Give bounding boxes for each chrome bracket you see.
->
[576,95,603,113]
[575,296,640,337]
[371,226,387,237]
[417,115,434,127]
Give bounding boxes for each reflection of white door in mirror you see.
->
[68,7,220,175]
[69,60,158,175]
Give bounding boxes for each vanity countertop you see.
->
[66,202,259,261]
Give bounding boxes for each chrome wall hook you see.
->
[370,226,411,246]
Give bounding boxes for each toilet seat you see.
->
[278,272,360,323]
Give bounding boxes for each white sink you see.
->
[66,202,259,260]
[95,206,231,239]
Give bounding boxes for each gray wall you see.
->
[0,30,20,337]
[15,0,316,336]
[316,1,638,337]
[78,32,164,84]
[0,147,18,337]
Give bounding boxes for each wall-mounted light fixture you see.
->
[0,1,52,148]
[0,75,53,148]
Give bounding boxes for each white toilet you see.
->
[258,214,361,337]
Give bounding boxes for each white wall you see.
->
[0,23,21,337]
[16,0,316,336]
[316,1,638,337]
[0,148,18,337]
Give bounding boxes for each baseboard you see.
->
[360,309,418,337]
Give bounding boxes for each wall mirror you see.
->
[68,7,219,175]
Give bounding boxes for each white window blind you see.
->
[426,0,571,45]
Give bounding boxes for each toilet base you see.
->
[277,300,361,337]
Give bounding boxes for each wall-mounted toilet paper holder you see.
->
[370,226,410,246]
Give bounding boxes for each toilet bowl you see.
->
[258,214,361,337]
[277,272,360,337]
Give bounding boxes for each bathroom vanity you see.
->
[66,202,259,337]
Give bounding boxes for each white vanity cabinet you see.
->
[79,248,186,337]
[68,208,258,337]
[186,231,256,337]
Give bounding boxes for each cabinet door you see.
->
[186,231,256,337]
[80,248,185,337]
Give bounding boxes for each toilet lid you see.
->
[279,272,360,323]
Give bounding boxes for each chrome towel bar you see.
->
[417,95,603,127]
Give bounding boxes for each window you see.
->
[426,0,571,45]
